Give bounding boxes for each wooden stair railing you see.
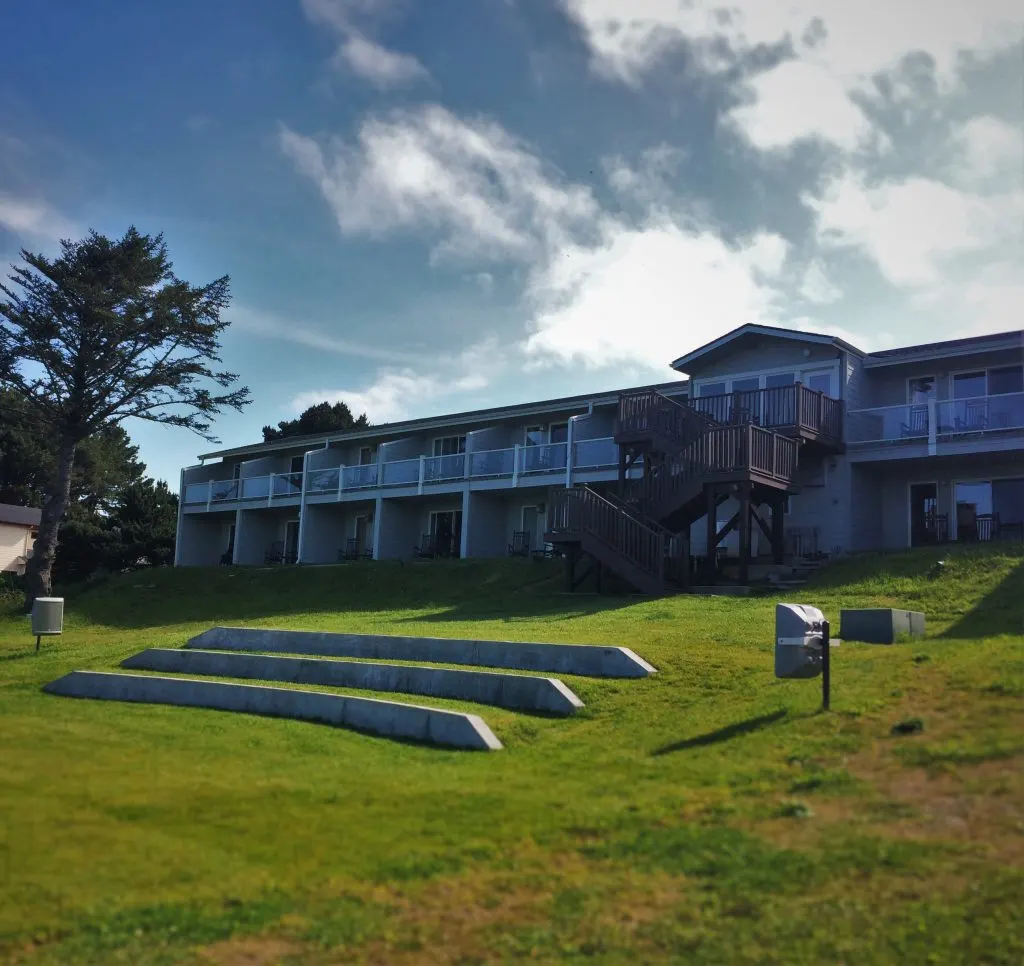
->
[624,423,800,521]
[617,389,720,448]
[548,486,668,588]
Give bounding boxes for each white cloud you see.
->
[290,340,498,423]
[952,115,1024,186]
[0,194,78,244]
[228,304,421,364]
[561,1,1024,150]
[300,0,429,88]
[335,33,429,88]
[280,105,599,263]
[524,222,788,370]
[799,260,842,305]
[808,172,1024,286]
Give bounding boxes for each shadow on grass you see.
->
[651,709,788,757]
[62,559,639,631]
[941,559,1024,639]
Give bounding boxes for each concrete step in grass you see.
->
[43,671,503,751]
[187,627,657,678]
[122,648,584,716]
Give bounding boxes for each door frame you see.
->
[907,480,939,548]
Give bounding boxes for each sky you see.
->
[1,0,1022,489]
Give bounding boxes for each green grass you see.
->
[1,545,1022,965]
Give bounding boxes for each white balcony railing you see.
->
[469,447,515,478]
[381,458,420,487]
[573,437,618,469]
[189,437,623,510]
[520,442,568,474]
[849,393,1024,445]
[423,453,466,482]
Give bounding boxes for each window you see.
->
[988,366,1023,396]
[908,376,936,404]
[524,425,546,446]
[433,435,466,457]
[358,445,375,466]
[952,371,986,400]
[765,372,796,389]
[806,372,833,395]
[549,422,569,444]
[429,509,463,558]
[232,463,242,480]
[700,382,727,396]
[290,455,304,475]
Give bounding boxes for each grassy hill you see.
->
[1,545,1022,965]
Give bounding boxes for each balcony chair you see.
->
[413,534,436,559]
[900,406,929,439]
[507,530,531,557]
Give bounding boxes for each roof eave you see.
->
[670,323,862,372]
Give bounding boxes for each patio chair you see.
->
[413,534,436,559]
[900,406,928,438]
[507,530,530,557]
[338,537,360,562]
[264,541,285,564]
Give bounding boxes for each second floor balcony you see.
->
[848,392,1024,450]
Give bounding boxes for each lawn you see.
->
[1,546,1022,965]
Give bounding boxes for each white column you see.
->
[296,452,311,563]
[174,469,186,566]
[206,479,213,512]
[418,455,426,495]
[460,486,471,559]
[336,464,345,501]
[565,417,576,488]
[927,398,937,456]
[231,509,242,565]
[372,496,383,559]
[267,473,275,506]
[513,444,521,487]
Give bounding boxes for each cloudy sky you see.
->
[1,0,1021,486]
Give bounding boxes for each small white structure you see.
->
[0,503,41,576]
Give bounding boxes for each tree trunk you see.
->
[23,437,78,611]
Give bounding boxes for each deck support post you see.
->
[705,485,718,584]
[738,482,752,585]
[772,495,786,564]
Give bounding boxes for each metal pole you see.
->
[821,619,831,711]
[35,634,41,653]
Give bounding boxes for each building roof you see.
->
[862,329,1023,368]
[197,377,690,462]
[0,503,42,528]
[670,323,863,373]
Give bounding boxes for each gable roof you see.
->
[0,503,42,528]
[670,323,863,373]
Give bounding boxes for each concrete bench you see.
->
[43,671,502,750]
[839,608,925,645]
[187,627,657,678]
[122,648,583,716]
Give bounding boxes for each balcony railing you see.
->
[190,437,625,510]
[691,384,843,443]
[573,437,618,469]
[849,392,1024,445]
[520,442,568,474]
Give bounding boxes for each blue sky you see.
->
[1,0,1021,488]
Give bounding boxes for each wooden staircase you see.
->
[547,385,842,595]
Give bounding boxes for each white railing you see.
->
[343,464,378,489]
[241,475,271,500]
[306,468,340,493]
[187,435,630,511]
[849,393,1024,445]
[520,442,568,474]
[381,458,420,487]
[423,453,466,482]
[183,482,211,504]
[469,447,515,478]
[272,472,303,498]
[573,437,617,469]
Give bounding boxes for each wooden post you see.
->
[617,444,627,494]
[772,494,786,564]
[738,482,751,585]
[705,485,717,583]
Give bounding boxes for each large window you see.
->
[432,435,466,457]
[908,376,936,403]
[953,365,1023,398]
[955,478,1024,540]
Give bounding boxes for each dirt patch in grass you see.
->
[197,936,309,965]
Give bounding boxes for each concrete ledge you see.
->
[187,627,657,678]
[122,649,584,715]
[43,671,502,750]
[839,608,926,645]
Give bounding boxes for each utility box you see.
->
[32,597,64,638]
[775,603,825,679]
